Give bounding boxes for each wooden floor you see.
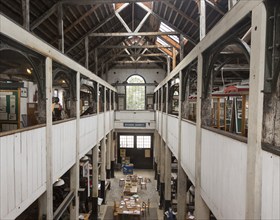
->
[99,169,164,220]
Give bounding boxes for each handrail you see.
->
[80,113,97,119]
[201,125,247,144]
[0,124,45,137]
[181,118,196,126]
[52,117,76,125]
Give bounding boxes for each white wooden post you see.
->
[195,54,210,219]
[70,72,80,219]
[45,57,53,220]
[245,3,266,219]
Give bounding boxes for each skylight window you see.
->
[159,22,179,43]
[157,37,169,47]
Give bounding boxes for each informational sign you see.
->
[123,122,146,127]
[145,149,151,158]
[120,149,126,158]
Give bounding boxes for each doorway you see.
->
[118,133,153,169]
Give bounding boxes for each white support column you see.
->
[22,0,30,30]
[245,3,266,220]
[106,90,111,179]
[57,3,64,53]
[195,54,210,220]
[164,144,172,210]
[45,57,53,220]
[164,82,171,211]
[159,87,165,209]
[100,86,107,203]
[177,34,187,220]
[200,0,206,40]
[92,82,100,219]
[91,145,99,219]
[70,72,80,220]
[109,91,115,178]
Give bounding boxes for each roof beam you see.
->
[30,3,58,31]
[61,0,175,4]
[65,3,129,53]
[115,4,132,32]
[136,2,197,45]
[156,42,173,57]
[90,31,178,37]
[22,0,30,30]
[97,45,172,49]
[113,60,164,64]
[159,35,180,49]
[65,5,100,34]
[162,1,199,27]
[134,11,151,32]
[205,0,226,15]
[110,53,166,58]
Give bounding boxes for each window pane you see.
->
[120,135,134,148]
[126,75,145,110]
[136,136,151,148]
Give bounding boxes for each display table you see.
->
[115,196,141,220]
[123,185,138,196]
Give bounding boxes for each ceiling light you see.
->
[81,155,90,162]
[54,178,65,187]
[26,68,32,74]
[62,80,66,83]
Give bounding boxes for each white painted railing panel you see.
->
[261,151,280,220]
[167,115,178,158]
[98,113,105,141]
[0,127,46,220]
[79,115,97,157]
[52,120,76,182]
[201,129,247,220]
[162,113,167,142]
[181,121,196,185]
[105,111,110,134]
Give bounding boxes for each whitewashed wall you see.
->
[79,115,97,157]
[167,115,178,158]
[52,120,76,182]
[181,120,196,185]
[261,151,280,220]
[201,129,247,220]
[0,127,46,219]
[98,113,105,141]
[106,68,166,94]
[114,111,155,130]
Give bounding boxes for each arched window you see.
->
[126,75,145,110]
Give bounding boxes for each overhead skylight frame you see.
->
[159,22,179,43]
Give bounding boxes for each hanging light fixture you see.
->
[54,178,65,187]
[26,68,32,74]
[81,155,90,162]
